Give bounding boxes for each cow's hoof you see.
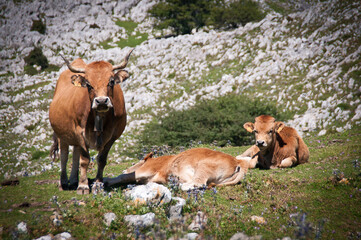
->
[77,186,90,195]
[69,182,78,190]
[59,181,69,191]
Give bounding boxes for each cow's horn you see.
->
[112,48,134,71]
[60,54,85,73]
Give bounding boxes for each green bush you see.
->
[149,0,265,35]
[139,94,289,147]
[30,19,46,34]
[209,0,265,29]
[24,47,49,75]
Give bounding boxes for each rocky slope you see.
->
[0,0,360,178]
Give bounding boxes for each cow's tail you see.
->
[50,132,59,161]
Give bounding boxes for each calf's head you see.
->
[244,115,285,152]
[61,49,133,113]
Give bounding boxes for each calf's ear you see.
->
[275,121,285,133]
[114,70,130,84]
[243,122,254,133]
[143,152,154,161]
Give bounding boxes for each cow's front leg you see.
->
[77,148,90,194]
[59,141,69,191]
[279,156,297,168]
[236,145,259,169]
[95,140,114,183]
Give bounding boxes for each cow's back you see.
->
[171,148,239,180]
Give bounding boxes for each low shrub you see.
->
[149,0,265,35]
[24,47,49,75]
[30,19,46,34]
[139,94,290,147]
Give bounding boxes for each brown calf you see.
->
[104,148,248,190]
[236,115,309,169]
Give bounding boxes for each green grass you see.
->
[1,125,360,239]
[100,20,148,49]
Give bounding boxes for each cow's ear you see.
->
[114,70,130,84]
[243,122,254,133]
[275,122,285,133]
[143,152,154,161]
[71,75,88,88]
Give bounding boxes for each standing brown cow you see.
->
[236,115,309,169]
[49,49,133,194]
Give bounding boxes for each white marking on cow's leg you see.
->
[77,148,90,194]
[69,146,80,189]
[59,141,69,190]
[280,156,297,168]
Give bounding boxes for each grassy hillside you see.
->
[1,126,360,239]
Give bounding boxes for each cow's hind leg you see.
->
[77,147,90,194]
[280,156,297,168]
[59,141,69,191]
[69,146,80,190]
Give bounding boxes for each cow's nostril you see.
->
[256,140,265,146]
[104,98,108,103]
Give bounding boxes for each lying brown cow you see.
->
[104,148,248,190]
[49,49,133,194]
[236,115,309,169]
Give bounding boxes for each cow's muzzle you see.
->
[92,96,113,112]
[256,140,267,148]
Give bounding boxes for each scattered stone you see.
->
[251,216,266,224]
[34,235,53,240]
[281,237,292,240]
[169,197,186,221]
[230,232,262,240]
[50,212,63,227]
[230,232,249,240]
[184,233,199,240]
[124,212,155,228]
[104,212,117,227]
[188,211,208,231]
[53,232,73,240]
[318,129,327,136]
[17,221,27,233]
[124,182,172,205]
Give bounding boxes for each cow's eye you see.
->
[108,77,115,87]
[85,80,93,90]
[254,130,258,134]
[269,130,273,134]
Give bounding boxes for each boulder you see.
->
[104,212,117,227]
[124,182,171,205]
[188,211,207,231]
[169,197,186,221]
[124,212,155,228]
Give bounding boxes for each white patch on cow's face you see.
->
[254,124,274,152]
[92,96,113,112]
